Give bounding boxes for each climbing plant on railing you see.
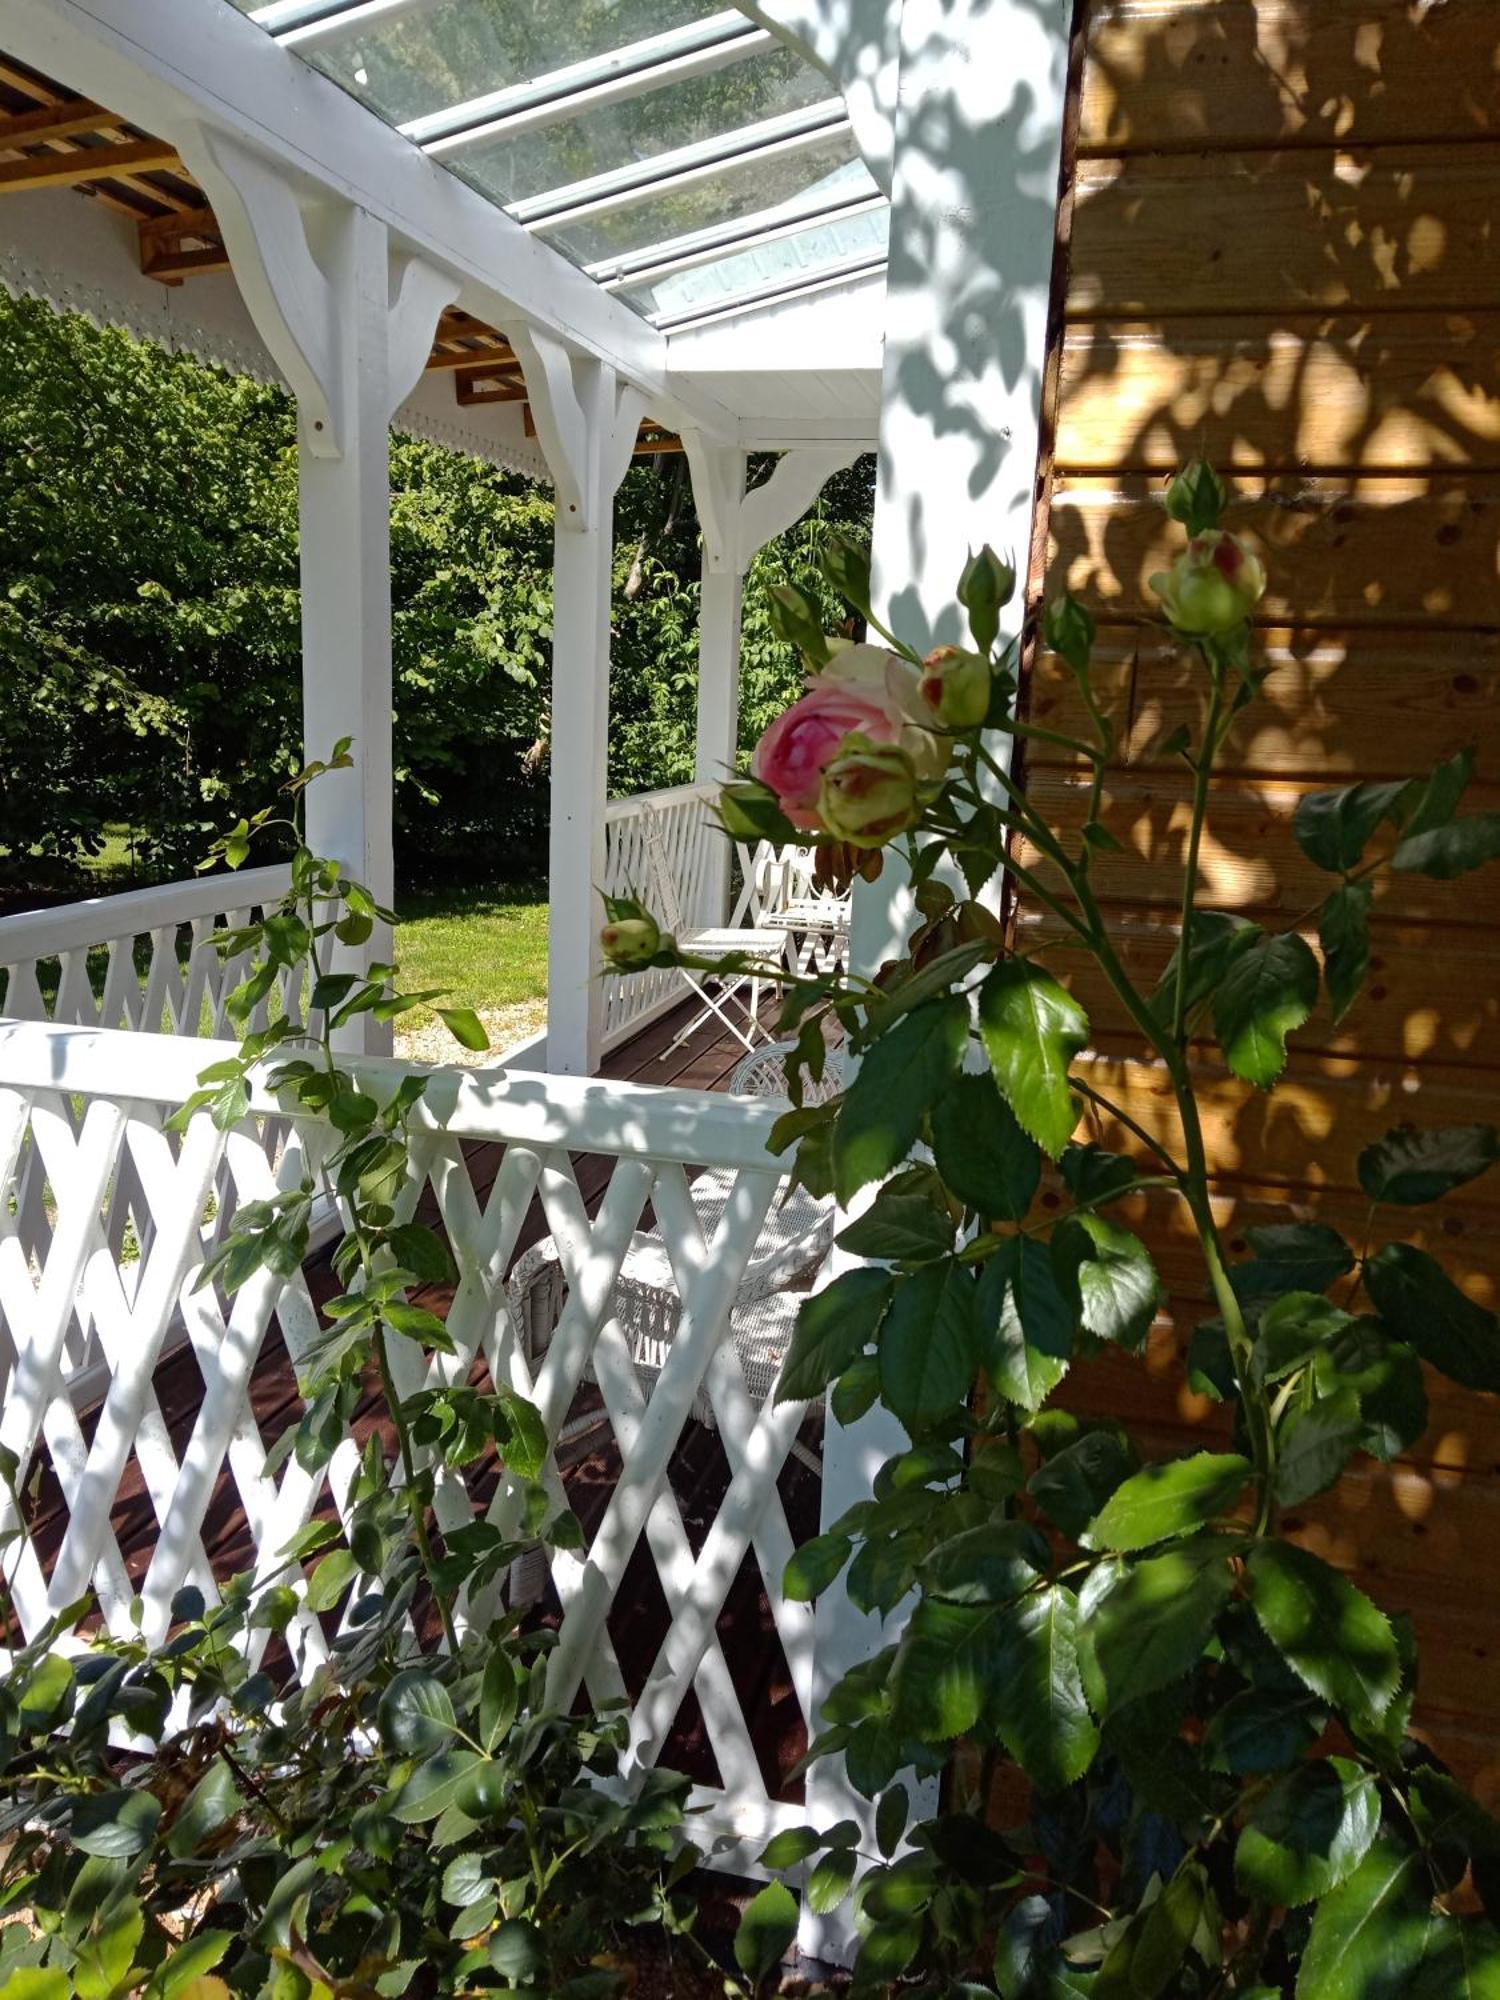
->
[0,748,716,1998]
[607,465,1500,1995]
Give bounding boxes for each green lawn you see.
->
[392,879,549,1062]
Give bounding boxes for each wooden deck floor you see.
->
[25,994,821,1795]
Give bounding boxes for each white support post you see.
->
[696,569,745,794]
[802,0,1073,1966]
[515,327,644,1078]
[296,205,397,958]
[686,441,747,930]
[181,128,460,1052]
[848,0,1072,971]
[684,439,861,926]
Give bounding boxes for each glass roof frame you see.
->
[649,243,888,331]
[245,0,890,331]
[251,0,429,50]
[406,12,772,156]
[586,181,886,290]
[511,97,850,231]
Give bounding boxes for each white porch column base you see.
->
[516,328,644,1078]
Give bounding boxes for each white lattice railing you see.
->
[0,865,296,1036]
[601,782,719,1049]
[0,868,304,1386]
[0,1017,835,1867]
[0,811,818,1080]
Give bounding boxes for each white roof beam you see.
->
[6,0,741,443]
[514,98,850,233]
[588,187,885,293]
[407,14,773,157]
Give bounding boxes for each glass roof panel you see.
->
[448,44,828,207]
[235,0,890,325]
[298,0,727,129]
[538,126,862,265]
[622,179,889,322]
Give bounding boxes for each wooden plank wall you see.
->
[1020,0,1500,1797]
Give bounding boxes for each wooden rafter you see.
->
[138,204,230,280]
[0,99,111,145]
[0,53,191,222]
[0,137,180,192]
[426,342,518,371]
[633,421,684,456]
[456,365,530,406]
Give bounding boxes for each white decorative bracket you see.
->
[387,252,462,413]
[681,438,749,574]
[742,445,864,561]
[182,123,340,451]
[512,325,645,530]
[683,435,863,575]
[178,125,461,457]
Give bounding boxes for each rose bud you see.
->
[1163,461,1229,536]
[816,735,921,849]
[957,544,1016,652]
[600,914,664,969]
[1150,530,1267,637]
[918,645,991,730]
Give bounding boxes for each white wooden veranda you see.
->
[0,0,1072,1955]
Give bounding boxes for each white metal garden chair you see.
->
[639,799,786,1059]
[752,845,852,977]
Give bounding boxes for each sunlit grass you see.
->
[390,879,549,1062]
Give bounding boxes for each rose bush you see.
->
[607,468,1500,1997]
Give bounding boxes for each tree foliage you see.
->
[0,290,872,894]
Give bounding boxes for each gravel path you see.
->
[394,997,547,1066]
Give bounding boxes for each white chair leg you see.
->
[659,972,760,1058]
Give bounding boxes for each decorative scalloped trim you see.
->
[396,404,550,485]
[0,249,276,382]
[0,252,552,486]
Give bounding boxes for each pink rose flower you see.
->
[751,678,904,827]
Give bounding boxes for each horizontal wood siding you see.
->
[1055,317,1500,474]
[1024,0,1500,1799]
[1080,0,1500,153]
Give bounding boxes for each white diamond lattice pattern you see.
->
[0,1019,833,1862]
